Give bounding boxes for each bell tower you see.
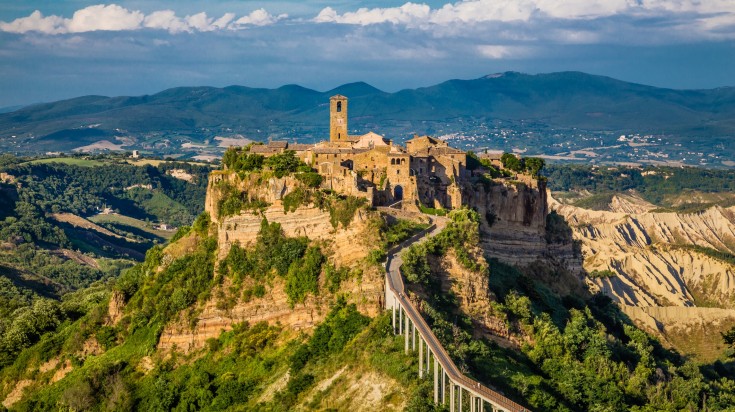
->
[330,95,348,143]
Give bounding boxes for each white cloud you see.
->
[430,0,536,24]
[314,0,735,36]
[233,9,287,27]
[65,4,144,33]
[315,3,430,26]
[185,12,214,32]
[0,10,67,34]
[143,10,189,33]
[0,4,284,34]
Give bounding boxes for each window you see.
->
[396,170,400,175]
[338,133,341,140]
[337,101,342,112]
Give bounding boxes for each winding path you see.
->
[384,217,530,412]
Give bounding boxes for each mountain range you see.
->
[2,71,735,155]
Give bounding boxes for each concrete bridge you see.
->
[384,220,530,412]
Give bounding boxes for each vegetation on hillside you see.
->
[402,208,735,411]
[0,155,209,379]
[1,157,209,226]
[0,206,435,411]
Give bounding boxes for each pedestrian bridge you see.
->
[384,221,530,412]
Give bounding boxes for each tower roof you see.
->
[330,94,348,100]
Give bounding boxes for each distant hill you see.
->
[1,71,735,154]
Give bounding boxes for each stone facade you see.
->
[246,95,469,209]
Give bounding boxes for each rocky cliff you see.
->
[158,172,384,352]
[466,176,579,269]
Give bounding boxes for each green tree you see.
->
[524,157,545,177]
[723,326,735,355]
[264,150,303,178]
[500,153,524,172]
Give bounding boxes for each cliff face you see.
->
[159,172,384,352]
[158,267,384,352]
[465,177,578,268]
[427,251,521,348]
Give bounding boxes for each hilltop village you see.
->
[237,95,489,210]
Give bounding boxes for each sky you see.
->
[1,0,734,107]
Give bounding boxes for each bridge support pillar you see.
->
[404,313,410,354]
[418,336,423,378]
[433,357,439,404]
[399,306,403,335]
[412,321,416,351]
[459,386,463,412]
[392,306,395,332]
[442,370,446,404]
[426,345,431,372]
[450,383,455,412]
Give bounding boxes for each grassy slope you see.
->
[24,158,108,167]
[89,214,173,241]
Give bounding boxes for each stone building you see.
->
[244,95,468,209]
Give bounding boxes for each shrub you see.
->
[289,343,311,371]
[96,326,117,350]
[295,172,323,188]
[192,212,211,234]
[282,187,309,213]
[324,264,349,293]
[171,225,191,242]
[285,246,324,305]
[588,269,616,278]
[328,195,367,228]
[286,373,314,395]
[264,151,302,178]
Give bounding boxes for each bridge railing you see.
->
[384,221,529,412]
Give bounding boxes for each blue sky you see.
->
[1,1,734,107]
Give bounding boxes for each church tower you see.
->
[330,95,348,143]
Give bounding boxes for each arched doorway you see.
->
[394,185,403,201]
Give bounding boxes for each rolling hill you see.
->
[2,71,735,156]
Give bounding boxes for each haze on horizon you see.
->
[1,0,734,108]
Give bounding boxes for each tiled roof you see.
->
[249,145,280,154]
[268,141,288,148]
[313,148,341,154]
[289,143,313,151]
[433,147,465,155]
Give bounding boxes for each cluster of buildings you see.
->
[244,95,470,209]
